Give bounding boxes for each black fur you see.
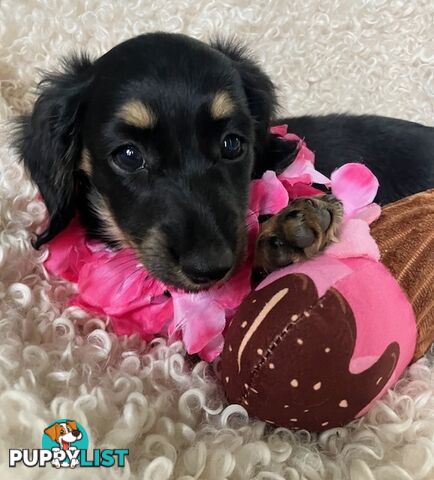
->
[14,32,434,290]
[270,115,434,204]
[14,54,94,247]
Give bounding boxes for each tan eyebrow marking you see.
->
[210,91,235,119]
[117,100,156,129]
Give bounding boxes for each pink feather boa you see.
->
[43,125,380,361]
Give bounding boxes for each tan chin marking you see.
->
[80,148,93,176]
[210,91,235,119]
[117,100,156,129]
[88,189,130,246]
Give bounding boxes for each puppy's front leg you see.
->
[254,195,343,273]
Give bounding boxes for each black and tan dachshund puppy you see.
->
[14,33,434,290]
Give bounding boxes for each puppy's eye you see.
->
[221,134,244,160]
[111,145,145,172]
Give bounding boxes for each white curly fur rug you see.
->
[1,1,433,479]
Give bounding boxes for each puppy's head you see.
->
[44,420,81,444]
[16,33,279,290]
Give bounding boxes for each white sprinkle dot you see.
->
[269,363,275,369]
[376,377,383,385]
[244,383,249,389]
[284,405,289,408]
[241,321,247,328]
[290,379,299,388]
[297,338,303,345]
[339,400,348,408]
[321,421,329,427]
[290,418,298,422]
[325,347,331,353]
[250,387,258,394]
[243,399,249,406]
[304,409,309,413]
[252,299,257,303]
[225,377,229,383]
[228,345,232,352]
[313,382,322,391]
[257,348,263,355]
[304,310,310,317]
[291,314,299,321]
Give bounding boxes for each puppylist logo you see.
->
[9,419,128,469]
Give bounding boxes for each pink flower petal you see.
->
[292,140,315,163]
[112,300,173,336]
[171,291,227,355]
[211,261,253,311]
[249,171,289,215]
[281,180,324,200]
[351,203,382,224]
[269,125,288,137]
[198,334,225,362]
[282,133,302,142]
[326,219,380,261]
[331,163,379,216]
[77,249,166,315]
[279,157,330,186]
[70,294,106,317]
[44,218,93,282]
[109,314,156,341]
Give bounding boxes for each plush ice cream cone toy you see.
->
[221,189,434,432]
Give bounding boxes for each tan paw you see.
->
[254,194,343,273]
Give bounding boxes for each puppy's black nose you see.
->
[72,430,80,437]
[181,249,234,284]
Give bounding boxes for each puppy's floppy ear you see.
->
[211,39,297,178]
[66,420,78,431]
[14,54,94,248]
[44,423,61,441]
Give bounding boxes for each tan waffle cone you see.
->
[370,189,434,360]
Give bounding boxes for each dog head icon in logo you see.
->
[42,419,88,468]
